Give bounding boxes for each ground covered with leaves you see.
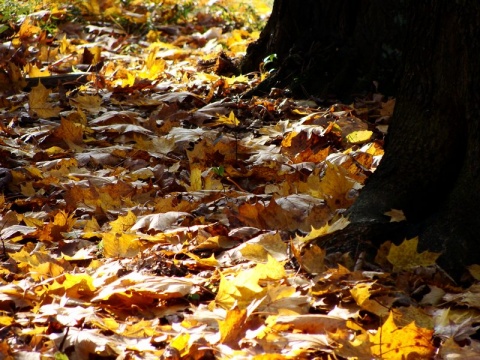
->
[1,1,480,359]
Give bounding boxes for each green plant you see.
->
[261,53,277,74]
[0,0,41,23]
[212,165,225,178]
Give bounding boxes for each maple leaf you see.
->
[218,307,248,346]
[49,273,96,299]
[102,232,142,258]
[350,282,393,318]
[370,312,435,359]
[25,63,51,77]
[28,82,62,118]
[17,17,41,43]
[214,255,286,309]
[34,210,76,242]
[69,93,103,114]
[291,244,325,275]
[9,1,473,357]
[238,232,288,262]
[387,237,440,271]
[52,118,84,146]
[384,209,406,222]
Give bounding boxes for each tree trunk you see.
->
[243,0,480,278]
[241,0,406,98]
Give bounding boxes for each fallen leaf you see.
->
[387,237,440,271]
[370,312,434,359]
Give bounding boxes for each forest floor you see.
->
[0,1,479,359]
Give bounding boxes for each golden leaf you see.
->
[240,243,270,263]
[35,211,76,242]
[387,237,440,271]
[185,253,219,267]
[213,111,240,127]
[102,232,141,258]
[214,255,286,309]
[370,312,434,359]
[109,211,137,234]
[346,130,373,144]
[18,17,41,42]
[189,165,203,191]
[24,63,50,77]
[50,273,96,298]
[218,307,248,345]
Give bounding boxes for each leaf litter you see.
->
[0,0,479,359]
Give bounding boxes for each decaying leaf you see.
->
[1,1,475,358]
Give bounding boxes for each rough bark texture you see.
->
[241,0,406,98]
[243,0,480,279]
[349,1,480,278]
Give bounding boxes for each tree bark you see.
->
[243,0,480,278]
[241,0,406,98]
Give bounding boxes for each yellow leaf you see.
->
[240,232,288,262]
[170,333,190,356]
[240,243,270,263]
[350,281,394,318]
[0,315,14,326]
[50,273,96,298]
[387,237,440,271]
[214,255,285,310]
[214,272,243,309]
[122,319,156,337]
[185,253,219,267]
[18,17,41,42]
[189,165,203,191]
[35,210,76,242]
[6,63,27,90]
[380,98,396,117]
[24,63,50,77]
[20,182,36,197]
[102,232,141,258]
[250,0,273,16]
[298,163,355,208]
[370,312,434,359]
[295,217,350,243]
[45,146,66,156]
[225,74,249,85]
[140,50,166,80]
[109,211,137,233]
[214,111,240,127]
[84,217,101,233]
[81,0,101,15]
[350,282,374,306]
[346,130,373,144]
[254,254,286,281]
[218,307,247,345]
[332,331,373,359]
[30,262,65,281]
